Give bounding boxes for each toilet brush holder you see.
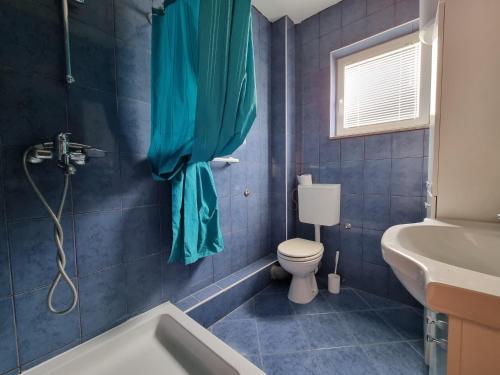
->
[328,273,340,294]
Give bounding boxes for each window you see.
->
[334,32,431,137]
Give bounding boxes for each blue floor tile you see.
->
[244,355,263,370]
[377,307,423,340]
[258,280,290,295]
[257,317,309,354]
[354,289,406,309]
[291,292,332,314]
[212,319,260,356]
[320,288,371,312]
[262,351,315,375]
[363,342,428,374]
[342,310,400,344]
[254,293,294,317]
[409,339,425,357]
[226,299,255,320]
[297,313,357,349]
[314,346,379,375]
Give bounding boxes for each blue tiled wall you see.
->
[0,2,272,373]
[295,0,426,305]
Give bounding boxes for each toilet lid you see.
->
[277,238,324,258]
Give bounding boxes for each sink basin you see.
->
[382,219,500,306]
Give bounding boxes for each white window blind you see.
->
[343,42,422,129]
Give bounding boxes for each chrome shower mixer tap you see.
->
[27,132,106,174]
[23,132,106,315]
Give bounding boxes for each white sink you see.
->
[381,219,500,306]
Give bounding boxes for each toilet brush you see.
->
[328,251,341,294]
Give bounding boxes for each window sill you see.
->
[328,124,429,140]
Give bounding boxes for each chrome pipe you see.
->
[62,0,75,84]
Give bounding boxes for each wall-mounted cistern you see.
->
[23,133,106,315]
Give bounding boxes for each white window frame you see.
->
[334,32,431,137]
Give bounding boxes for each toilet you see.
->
[277,183,341,304]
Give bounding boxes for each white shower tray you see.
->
[24,302,264,375]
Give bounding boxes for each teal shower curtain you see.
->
[149,0,256,264]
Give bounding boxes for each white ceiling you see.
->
[252,0,343,24]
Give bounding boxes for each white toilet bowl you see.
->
[277,238,324,304]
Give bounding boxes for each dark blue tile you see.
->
[409,339,425,358]
[0,2,63,80]
[364,342,427,374]
[75,211,124,276]
[391,158,423,196]
[362,229,385,266]
[72,152,122,213]
[342,310,400,344]
[314,347,379,375]
[298,313,357,349]
[319,31,342,68]
[363,194,390,230]
[231,230,248,272]
[114,0,151,50]
[319,5,342,35]
[364,159,391,194]
[120,153,158,208]
[257,316,309,354]
[354,289,406,309]
[423,129,429,157]
[0,298,17,374]
[320,288,370,312]
[193,284,222,301]
[122,206,160,261]
[259,280,290,296]
[341,137,365,161]
[230,162,247,198]
[69,0,114,35]
[392,130,424,158]
[79,264,127,338]
[319,162,341,183]
[9,217,76,294]
[212,319,259,356]
[422,157,429,197]
[211,163,231,199]
[71,20,116,93]
[340,194,364,227]
[68,83,119,152]
[395,0,419,25]
[364,133,392,160]
[116,45,151,102]
[162,259,195,303]
[291,292,332,314]
[390,196,423,225]
[262,351,315,375]
[126,254,163,315]
[365,4,396,36]
[0,224,12,299]
[226,298,256,320]
[213,233,232,281]
[338,260,364,289]
[15,282,80,364]
[340,226,363,263]
[320,139,340,164]
[377,307,423,339]
[0,72,66,147]
[189,256,214,292]
[117,98,151,156]
[255,293,294,317]
[175,296,199,311]
[300,15,319,45]
[342,0,367,26]
[367,0,395,15]
[341,160,364,194]
[300,38,320,75]
[341,16,370,45]
[3,146,72,220]
[388,270,419,306]
[361,262,389,296]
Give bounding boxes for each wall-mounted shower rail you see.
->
[212,156,240,165]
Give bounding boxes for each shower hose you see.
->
[22,147,78,315]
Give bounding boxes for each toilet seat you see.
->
[277,238,323,262]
